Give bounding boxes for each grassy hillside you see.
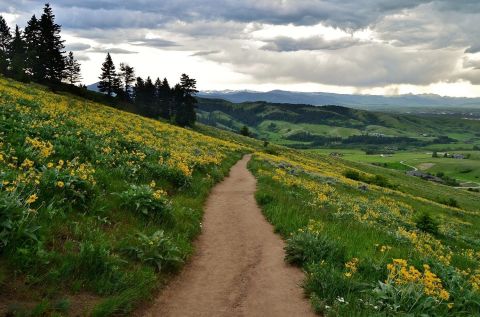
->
[0,77,251,315]
[197,98,480,150]
[249,149,480,316]
[2,76,480,316]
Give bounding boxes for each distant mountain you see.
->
[198,90,480,111]
[87,82,100,92]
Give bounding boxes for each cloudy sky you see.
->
[1,1,480,97]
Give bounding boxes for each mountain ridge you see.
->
[198,89,480,110]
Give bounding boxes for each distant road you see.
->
[400,161,418,171]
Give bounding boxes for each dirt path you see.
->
[400,160,418,171]
[144,155,314,317]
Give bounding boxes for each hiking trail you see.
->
[143,155,314,317]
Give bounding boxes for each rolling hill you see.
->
[199,90,480,113]
[197,98,480,149]
[1,76,480,316]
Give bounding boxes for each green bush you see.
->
[438,197,459,208]
[285,231,346,267]
[415,213,439,235]
[344,170,360,181]
[0,190,40,253]
[118,185,172,222]
[39,166,95,210]
[123,230,183,272]
[304,263,368,314]
[256,193,274,206]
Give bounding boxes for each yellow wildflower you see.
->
[26,194,38,204]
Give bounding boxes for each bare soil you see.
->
[143,155,314,317]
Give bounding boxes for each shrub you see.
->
[123,230,183,272]
[438,197,459,208]
[285,231,346,267]
[118,185,172,222]
[415,214,439,235]
[256,193,274,206]
[39,166,95,210]
[344,170,360,181]
[63,240,127,295]
[0,190,40,253]
[304,263,368,313]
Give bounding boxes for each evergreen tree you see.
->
[143,76,156,117]
[63,51,81,84]
[134,76,146,105]
[39,3,65,82]
[98,53,117,96]
[9,26,27,82]
[24,15,42,79]
[175,73,198,127]
[119,63,135,100]
[0,15,11,74]
[154,77,163,117]
[158,78,172,119]
[240,125,250,137]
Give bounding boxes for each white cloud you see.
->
[1,0,480,96]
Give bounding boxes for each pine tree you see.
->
[63,51,81,84]
[24,15,42,80]
[144,76,156,117]
[98,53,117,96]
[240,125,250,137]
[175,73,198,127]
[158,78,172,119]
[9,25,27,82]
[39,3,65,82]
[134,76,146,105]
[0,15,11,74]
[119,63,135,100]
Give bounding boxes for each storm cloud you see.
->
[1,0,480,95]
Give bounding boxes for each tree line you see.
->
[0,3,198,127]
[97,53,198,127]
[0,4,80,84]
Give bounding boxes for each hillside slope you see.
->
[0,77,249,315]
[249,149,480,316]
[197,98,480,149]
[1,77,480,316]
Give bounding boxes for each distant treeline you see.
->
[285,133,457,149]
[0,4,198,127]
[97,53,198,127]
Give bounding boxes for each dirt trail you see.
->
[144,155,314,317]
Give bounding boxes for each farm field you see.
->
[309,149,480,185]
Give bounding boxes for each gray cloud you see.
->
[205,43,462,87]
[463,58,480,70]
[2,1,480,91]
[90,47,138,54]
[261,36,360,52]
[2,0,432,30]
[190,50,221,57]
[129,38,178,48]
[66,43,91,51]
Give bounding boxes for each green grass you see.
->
[0,77,251,316]
[249,149,480,316]
[3,76,480,316]
[309,149,480,185]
